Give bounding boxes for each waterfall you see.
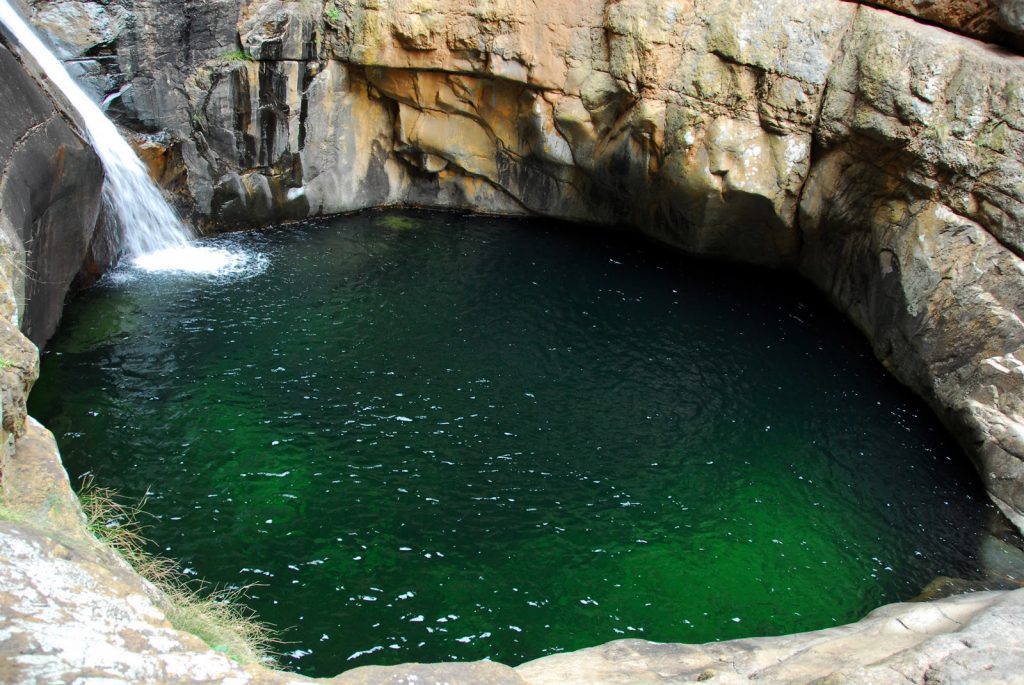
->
[0,0,191,258]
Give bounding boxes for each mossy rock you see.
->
[375,215,423,230]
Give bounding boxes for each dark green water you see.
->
[30,211,994,675]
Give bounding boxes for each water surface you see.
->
[30,211,994,675]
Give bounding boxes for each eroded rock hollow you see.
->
[1,0,1023,682]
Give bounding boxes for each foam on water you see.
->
[0,0,264,279]
[105,243,268,285]
[132,245,262,274]
[0,0,193,254]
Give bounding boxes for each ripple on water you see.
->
[30,210,997,677]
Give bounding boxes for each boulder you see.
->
[28,0,127,59]
[998,0,1024,36]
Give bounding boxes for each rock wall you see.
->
[0,11,102,490]
[22,0,1024,532]
[801,9,1024,530]
[859,0,1024,46]
[0,20,104,347]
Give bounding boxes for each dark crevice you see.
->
[843,0,1023,51]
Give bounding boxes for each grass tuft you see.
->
[221,49,253,63]
[79,482,277,666]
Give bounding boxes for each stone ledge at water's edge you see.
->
[0,0,1022,682]
[3,422,1024,683]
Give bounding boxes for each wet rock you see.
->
[980,534,1024,582]
[130,133,188,191]
[65,56,125,103]
[212,171,275,226]
[913,575,1017,601]
[0,36,104,347]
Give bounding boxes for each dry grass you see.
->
[79,482,278,666]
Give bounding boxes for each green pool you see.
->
[29,210,994,675]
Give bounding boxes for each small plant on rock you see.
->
[79,482,277,666]
[221,49,253,63]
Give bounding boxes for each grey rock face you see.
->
[117,0,241,132]
[0,34,104,347]
[997,0,1024,36]
[803,10,1024,530]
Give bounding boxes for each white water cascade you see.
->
[0,0,255,275]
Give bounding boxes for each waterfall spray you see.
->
[0,0,264,276]
[0,0,194,261]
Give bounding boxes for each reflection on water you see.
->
[31,211,994,676]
